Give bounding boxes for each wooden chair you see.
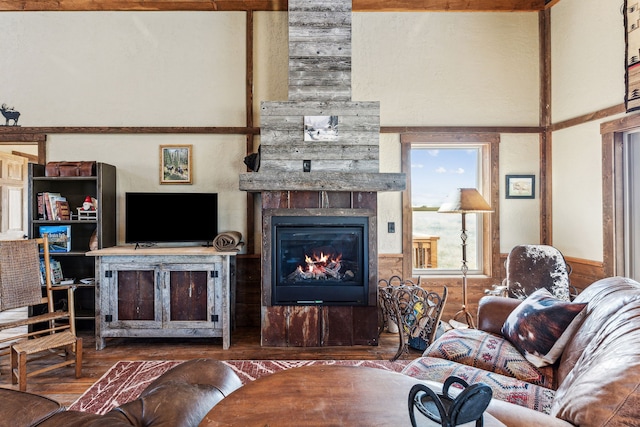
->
[378,276,448,361]
[0,234,82,391]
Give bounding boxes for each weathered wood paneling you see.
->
[288,0,352,101]
[235,254,261,328]
[259,100,381,173]
[240,171,405,192]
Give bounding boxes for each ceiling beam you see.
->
[0,0,548,12]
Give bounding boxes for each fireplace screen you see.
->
[271,215,369,306]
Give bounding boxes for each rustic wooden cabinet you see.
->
[87,246,235,350]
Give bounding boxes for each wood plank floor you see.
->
[0,327,415,407]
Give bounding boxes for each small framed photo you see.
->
[304,115,338,141]
[506,175,535,199]
[160,144,192,184]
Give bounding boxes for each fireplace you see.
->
[271,215,369,306]
[238,0,405,346]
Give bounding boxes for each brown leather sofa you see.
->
[0,358,242,427]
[403,276,640,427]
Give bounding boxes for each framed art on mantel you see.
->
[506,175,535,199]
[160,145,192,184]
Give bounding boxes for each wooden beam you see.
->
[239,171,406,192]
[0,133,46,143]
[0,126,259,135]
[354,0,546,12]
[0,0,547,12]
[0,1,287,12]
[540,9,552,245]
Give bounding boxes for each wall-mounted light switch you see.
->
[303,160,311,172]
[388,222,395,233]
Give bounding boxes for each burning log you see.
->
[286,251,348,281]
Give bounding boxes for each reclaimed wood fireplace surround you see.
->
[239,0,405,347]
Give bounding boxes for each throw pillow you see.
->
[501,288,587,368]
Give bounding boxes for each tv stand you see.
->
[87,246,236,350]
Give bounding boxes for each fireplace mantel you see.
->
[239,171,405,192]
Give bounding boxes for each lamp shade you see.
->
[438,188,493,213]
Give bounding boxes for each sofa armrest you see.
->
[487,399,575,427]
[476,296,521,335]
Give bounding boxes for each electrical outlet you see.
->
[388,222,395,233]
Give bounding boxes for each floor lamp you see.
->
[438,188,493,328]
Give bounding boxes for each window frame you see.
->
[401,132,500,280]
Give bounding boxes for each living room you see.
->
[1,0,638,425]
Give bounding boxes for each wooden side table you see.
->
[200,365,505,427]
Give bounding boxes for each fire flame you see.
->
[295,251,342,279]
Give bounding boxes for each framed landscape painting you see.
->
[506,175,535,199]
[160,145,192,184]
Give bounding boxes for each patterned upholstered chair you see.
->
[488,244,577,301]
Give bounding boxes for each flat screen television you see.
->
[125,192,218,245]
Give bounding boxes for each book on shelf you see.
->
[38,192,71,220]
[40,257,64,285]
[39,225,71,252]
[37,193,45,220]
[55,200,71,220]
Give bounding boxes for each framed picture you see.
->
[506,175,535,199]
[160,145,192,184]
[304,115,338,141]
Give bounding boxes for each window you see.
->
[401,133,498,279]
[411,145,482,273]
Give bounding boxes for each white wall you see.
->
[2,12,247,127]
[47,134,248,245]
[352,12,540,126]
[499,133,541,251]
[2,10,543,256]
[550,0,626,261]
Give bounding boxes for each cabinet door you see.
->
[162,263,220,330]
[103,263,162,329]
[118,270,155,321]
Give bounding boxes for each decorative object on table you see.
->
[505,175,535,199]
[438,188,492,328]
[44,161,96,177]
[212,231,244,252]
[160,144,192,184]
[408,376,492,427]
[0,103,20,126]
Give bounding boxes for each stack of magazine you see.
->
[40,257,64,285]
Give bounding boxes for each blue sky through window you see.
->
[411,148,478,208]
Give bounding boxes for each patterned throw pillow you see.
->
[501,288,588,368]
